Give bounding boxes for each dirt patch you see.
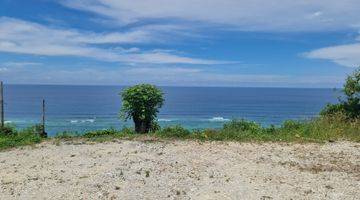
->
[0,140,359,199]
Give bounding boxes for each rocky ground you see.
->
[0,139,359,200]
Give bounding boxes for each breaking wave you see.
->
[208,117,230,122]
[70,118,96,124]
[158,118,173,122]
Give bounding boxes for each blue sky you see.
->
[0,0,359,87]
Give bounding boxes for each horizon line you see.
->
[1,83,341,90]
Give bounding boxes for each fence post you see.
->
[41,99,47,138]
[0,81,4,128]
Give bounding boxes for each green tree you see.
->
[120,84,164,133]
[321,68,360,118]
[343,68,360,118]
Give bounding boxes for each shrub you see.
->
[120,127,136,135]
[343,100,360,119]
[320,103,345,116]
[120,84,164,134]
[192,129,220,140]
[55,131,80,139]
[157,125,191,138]
[150,121,161,132]
[201,129,219,139]
[83,128,118,138]
[21,124,44,136]
[264,124,277,134]
[321,68,360,118]
[0,125,16,136]
[0,127,42,150]
[223,119,261,133]
[205,120,263,141]
[305,112,360,142]
[282,120,304,130]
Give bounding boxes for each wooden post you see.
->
[41,99,47,138]
[0,81,4,128]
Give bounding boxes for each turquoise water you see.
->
[3,85,339,136]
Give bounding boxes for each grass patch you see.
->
[155,125,191,139]
[1,113,359,151]
[0,125,43,150]
[154,113,359,143]
[83,128,118,138]
[82,127,137,142]
[55,131,81,139]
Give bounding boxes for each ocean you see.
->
[3,85,339,136]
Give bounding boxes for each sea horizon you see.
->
[3,83,340,90]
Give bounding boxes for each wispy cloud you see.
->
[2,62,42,67]
[0,64,344,87]
[0,17,226,65]
[0,62,42,74]
[0,67,8,72]
[60,0,360,32]
[304,43,360,68]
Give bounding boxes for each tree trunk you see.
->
[133,117,151,134]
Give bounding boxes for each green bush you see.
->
[21,124,44,136]
[55,131,80,139]
[83,128,118,138]
[120,84,164,134]
[0,126,43,150]
[0,125,16,136]
[282,120,304,130]
[321,68,360,118]
[264,124,277,134]
[318,113,359,140]
[223,119,261,133]
[193,129,219,140]
[157,125,191,138]
[150,121,161,132]
[120,127,136,135]
[320,103,345,116]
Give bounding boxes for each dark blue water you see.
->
[3,85,339,136]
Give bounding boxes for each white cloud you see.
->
[124,67,202,76]
[61,0,360,31]
[0,64,344,87]
[0,17,224,65]
[0,62,42,75]
[0,67,8,72]
[3,62,42,67]
[0,17,151,44]
[304,43,360,67]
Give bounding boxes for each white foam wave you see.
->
[82,119,95,123]
[4,121,12,124]
[158,118,173,122]
[70,119,95,123]
[208,117,230,122]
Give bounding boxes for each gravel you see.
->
[0,140,359,199]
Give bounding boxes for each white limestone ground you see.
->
[0,139,359,200]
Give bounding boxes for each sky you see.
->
[0,0,360,87]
